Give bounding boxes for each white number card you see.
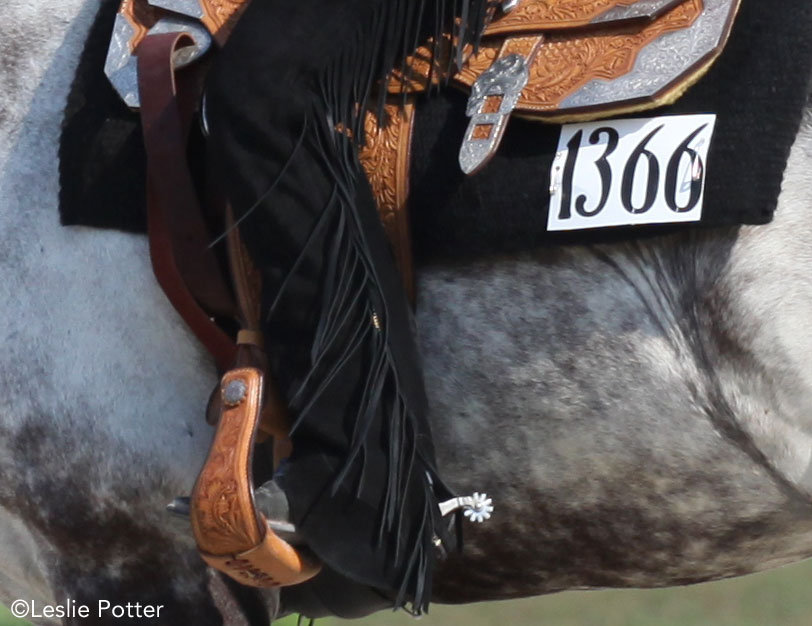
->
[547,115,716,232]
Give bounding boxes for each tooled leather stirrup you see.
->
[191,368,321,587]
[136,32,320,588]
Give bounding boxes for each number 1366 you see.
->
[558,123,708,219]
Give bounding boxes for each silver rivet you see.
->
[223,379,247,407]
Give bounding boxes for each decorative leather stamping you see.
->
[358,100,418,301]
[191,368,321,587]
[459,35,546,174]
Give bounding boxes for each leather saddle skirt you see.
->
[385,0,741,173]
[108,0,740,126]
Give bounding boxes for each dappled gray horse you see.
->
[3,0,812,624]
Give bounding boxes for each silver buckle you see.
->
[458,53,529,175]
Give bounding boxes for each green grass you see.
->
[0,604,27,626]
[333,559,812,626]
[4,559,812,625]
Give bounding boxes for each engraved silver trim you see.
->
[459,54,529,174]
[591,0,687,24]
[104,14,140,108]
[561,0,738,112]
[104,14,212,109]
[148,0,205,19]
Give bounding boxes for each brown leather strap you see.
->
[226,205,263,330]
[137,29,318,593]
[137,33,238,371]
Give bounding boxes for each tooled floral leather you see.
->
[191,368,320,587]
[358,99,417,300]
[455,0,703,113]
[388,0,705,117]
[197,0,248,44]
[201,526,321,588]
[485,0,641,34]
[191,369,264,556]
[386,0,650,92]
[120,0,158,53]
[388,36,454,94]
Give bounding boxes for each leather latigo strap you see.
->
[138,30,288,421]
[191,368,321,587]
[137,33,238,372]
[138,34,313,587]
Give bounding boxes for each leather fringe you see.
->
[255,0,493,613]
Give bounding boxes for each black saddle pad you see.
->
[407,0,812,262]
[60,0,812,264]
